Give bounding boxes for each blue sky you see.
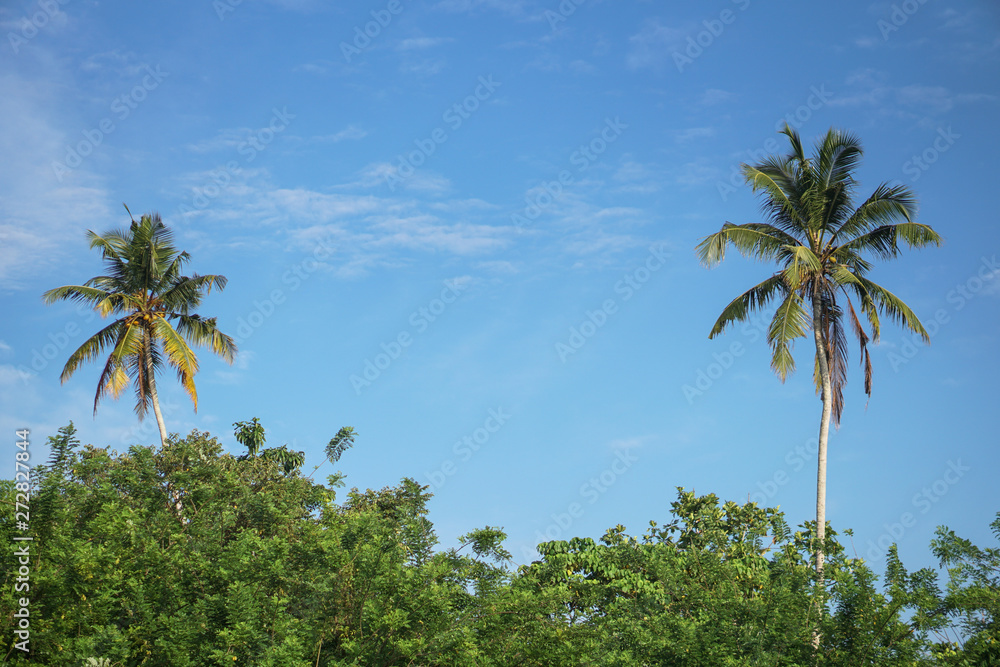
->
[1,0,998,574]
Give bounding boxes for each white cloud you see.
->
[397,37,451,50]
[167,165,516,277]
[611,159,664,194]
[0,68,112,291]
[433,0,532,17]
[309,126,368,143]
[399,58,447,77]
[698,88,733,106]
[675,127,716,142]
[627,19,688,70]
[292,59,356,76]
[830,69,997,123]
[609,435,651,451]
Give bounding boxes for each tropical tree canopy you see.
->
[1,424,993,665]
[697,124,942,423]
[42,210,236,443]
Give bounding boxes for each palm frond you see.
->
[708,274,788,339]
[697,222,799,267]
[832,183,918,242]
[59,319,128,382]
[41,284,114,310]
[153,316,200,378]
[160,273,227,313]
[837,222,941,262]
[846,297,873,398]
[854,275,929,342]
[782,245,823,290]
[819,292,849,426]
[93,322,143,413]
[767,291,810,381]
[174,314,238,364]
[742,161,807,233]
[780,123,806,163]
[816,129,863,188]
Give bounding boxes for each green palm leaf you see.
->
[767,292,809,381]
[708,274,788,339]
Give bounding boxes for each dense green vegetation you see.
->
[1,424,995,665]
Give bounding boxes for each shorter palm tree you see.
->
[43,208,236,445]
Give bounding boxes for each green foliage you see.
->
[233,418,266,457]
[325,426,356,464]
[924,517,1000,665]
[1,426,992,665]
[234,418,306,474]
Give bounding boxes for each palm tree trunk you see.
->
[143,339,181,514]
[149,376,168,447]
[810,293,833,579]
[811,289,833,648]
[144,337,168,447]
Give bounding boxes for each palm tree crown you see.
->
[697,124,941,422]
[43,209,237,444]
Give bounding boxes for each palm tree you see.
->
[696,125,941,584]
[43,208,237,445]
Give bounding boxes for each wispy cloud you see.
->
[830,69,997,125]
[0,70,112,290]
[309,126,367,143]
[433,0,533,17]
[675,127,716,142]
[397,37,452,50]
[399,58,447,77]
[292,59,355,76]
[627,18,688,70]
[167,166,516,277]
[699,88,734,106]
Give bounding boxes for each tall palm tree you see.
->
[696,125,941,584]
[43,208,237,445]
